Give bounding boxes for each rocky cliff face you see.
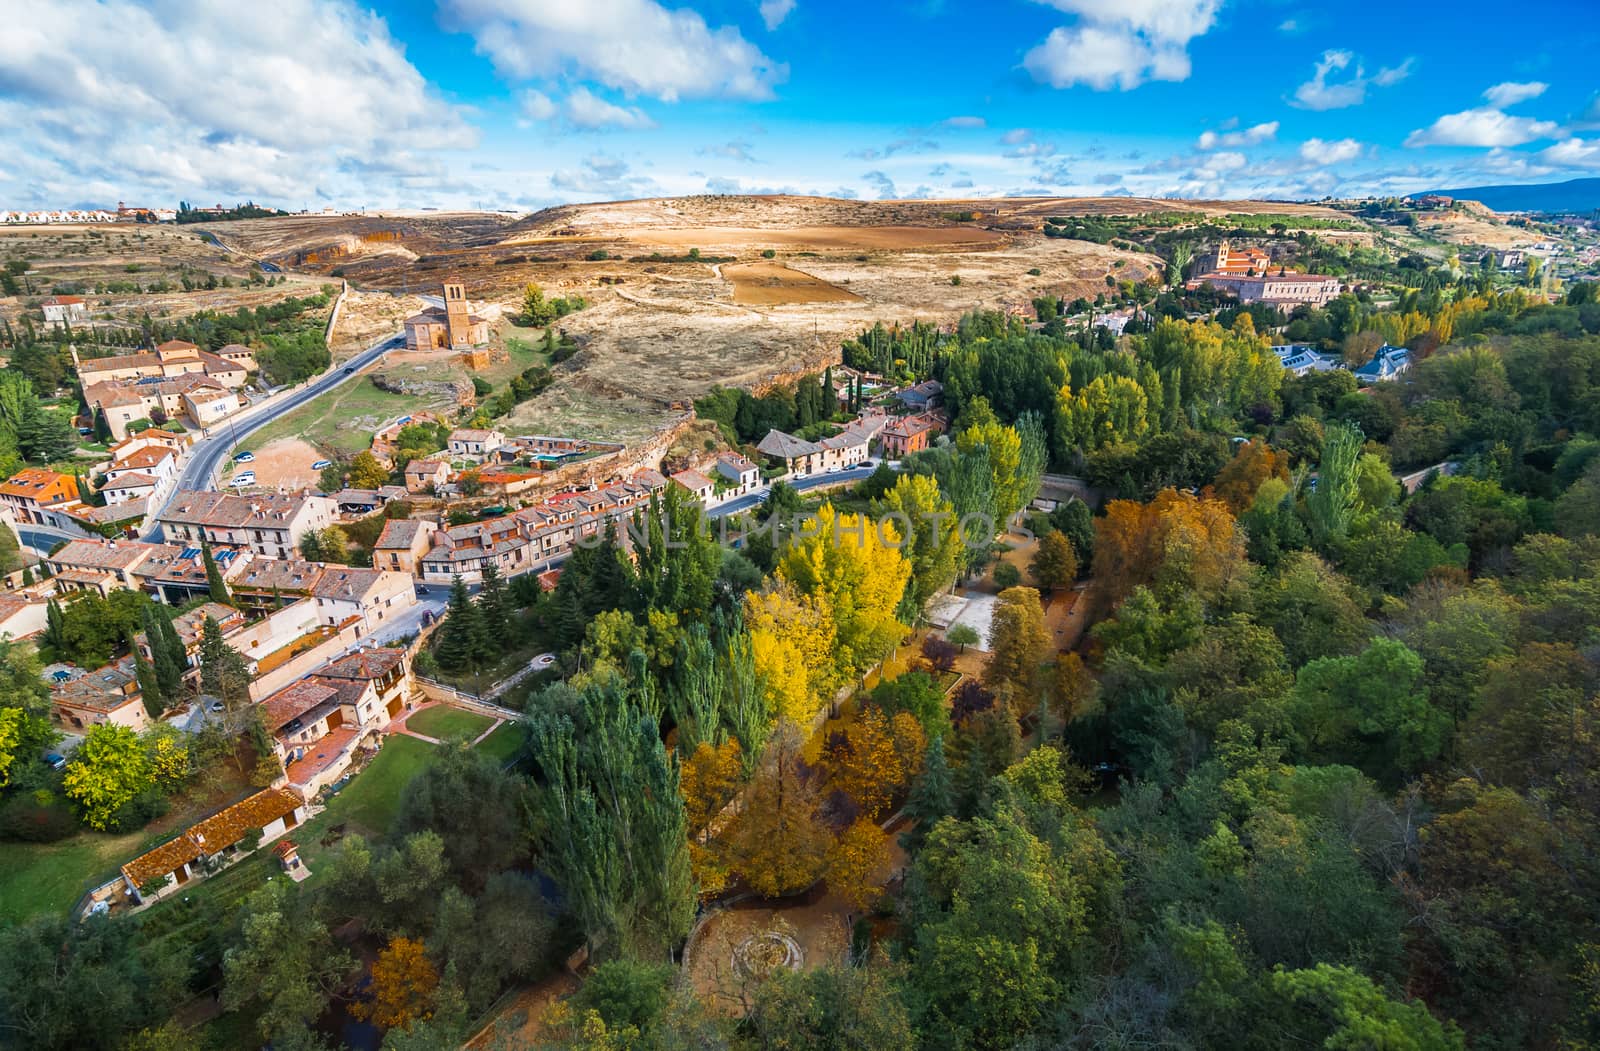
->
[369,371,476,409]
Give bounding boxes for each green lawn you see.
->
[475,721,526,765]
[0,830,144,926]
[246,376,436,457]
[407,705,493,742]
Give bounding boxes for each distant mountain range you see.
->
[1414,177,1600,214]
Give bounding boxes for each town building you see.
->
[0,595,49,641]
[372,521,438,579]
[1193,241,1273,277]
[404,456,451,494]
[1271,345,1343,377]
[403,281,490,355]
[755,426,870,476]
[1353,345,1412,383]
[669,468,716,506]
[156,491,338,558]
[714,454,761,498]
[73,340,253,389]
[47,660,149,732]
[879,412,947,458]
[896,379,945,412]
[83,372,242,441]
[40,295,90,328]
[117,788,306,903]
[309,567,416,634]
[0,468,80,525]
[447,427,506,460]
[1186,271,1342,308]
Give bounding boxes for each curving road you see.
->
[141,333,403,543]
[709,461,884,519]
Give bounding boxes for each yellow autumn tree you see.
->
[724,720,831,897]
[956,420,1026,524]
[745,582,839,725]
[826,817,892,912]
[776,503,911,678]
[680,738,743,894]
[351,936,438,1032]
[1056,374,1152,452]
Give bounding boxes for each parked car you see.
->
[206,700,225,713]
[311,459,332,470]
[233,450,255,463]
[231,471,256,487]
[43,752,65,770]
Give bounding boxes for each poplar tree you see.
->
[201,540,232,606]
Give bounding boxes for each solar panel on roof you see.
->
[178,547,200,560]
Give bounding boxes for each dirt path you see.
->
[250,438,322,489]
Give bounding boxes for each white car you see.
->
[311,459,332,470]
[231,471,256,487]
[233,450,255,463]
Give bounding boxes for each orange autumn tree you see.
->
[1209,439,1291,513]
[1093,488,1248,609]
[824,707,927,820]
[723,720,832,897]
[352,936,438,1032]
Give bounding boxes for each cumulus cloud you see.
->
[440,0,786,102]
[1405,84,1561,148]
[1197,121,1278,149]
[562,86,656,129]
[1538,137,1600,169]
[1298,137,1364,165]
[758,0,795,29]
[1022,0,1222,91]
[943,115,987,129]
[1291,49,1412,110]
[1483,81,1547,108]
[0,0,474,208]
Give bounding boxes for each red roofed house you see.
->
[0,468,80,525]
[41,295,89,328]
[670,468,715,506]
[117,788,306,903]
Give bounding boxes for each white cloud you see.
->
[1291,49,1411,110]
[1538,137,1600,169]
[440,0,786,102]
[758,0,795,29]
[1197,120,1278,149]
[943,115,987,129]
[1405,108,1560,148]
[1483,81,1547,108]
[1022,0,1222,91]
[1298,137,1364,165]
[0,0,472,207]
[562,86,656,129]
[1000,128,1033,146]
[518,89,558,121]
[1277,17,1300,33]
[699,140,758,162]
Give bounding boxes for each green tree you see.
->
[200,539,232,605]
[1306,422,1363,547]
[1288,637,1446,781]
[198,614,250,708]
[223,880,355,1048]
[348,449,389,489]
[1266,964,1464,1050]
[984,586,1049,702]
[434,575,488,675]
[877,473,961,604]
[744,964,916,1051]
[62,724,155,830]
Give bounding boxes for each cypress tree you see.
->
[900,734,955,853]
[134,649,164,718]
[823,365,834,418]
[435,575,484,673]
[142,605,183,699]
[21,565,33,587]
[201,539,232,606]
[43,598,64,652]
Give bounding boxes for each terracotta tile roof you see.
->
[317,647,406,681]
[670,469,713,491]
[50,538,157,571]
[121,833,203,889]
[310,567,386,603]
[188,788,304,852]
[111,446,175,471]
[0,468,78,502]
[99,471,160,491]
[260,680,340,733]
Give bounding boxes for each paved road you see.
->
[142,333,403,543]
[17,524,84,557]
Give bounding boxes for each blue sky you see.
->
[4,0,1600,210]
